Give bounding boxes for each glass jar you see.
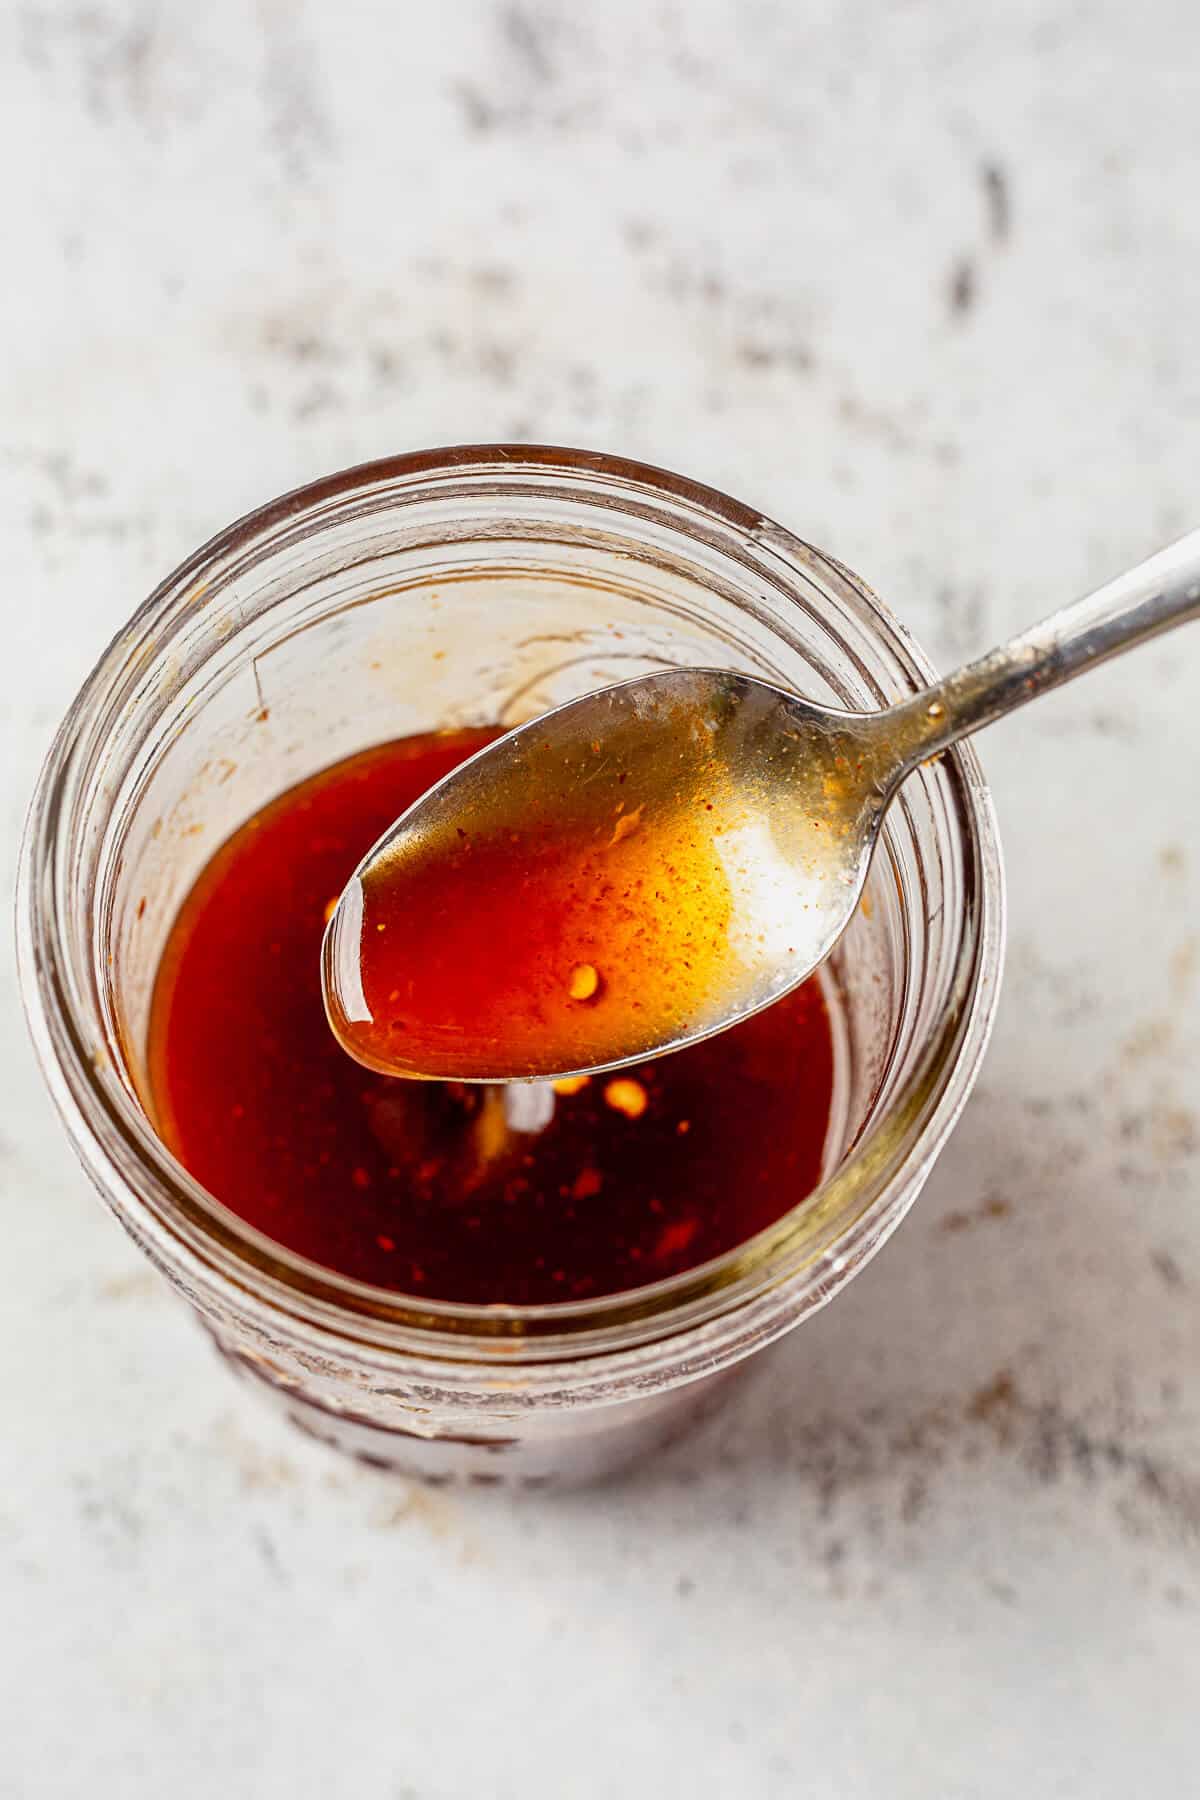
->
[18,446,1004,1485]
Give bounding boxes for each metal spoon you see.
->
[324,530,1200,1083]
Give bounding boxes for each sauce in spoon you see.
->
[324,682,789,1081]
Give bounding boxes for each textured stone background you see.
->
[3,3,1198,1795]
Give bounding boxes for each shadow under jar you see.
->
[19,446,1005,1486]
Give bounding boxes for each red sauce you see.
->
[334,717,742,1082]
[147,730,836,1305]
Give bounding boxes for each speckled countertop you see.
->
[3,3,1199,1795]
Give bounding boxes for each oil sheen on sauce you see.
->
[147,730,836,1305]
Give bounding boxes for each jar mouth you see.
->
[19,444,1005,1364]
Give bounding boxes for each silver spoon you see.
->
[324,529,1200,1083]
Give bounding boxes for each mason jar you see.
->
[18,446,1004,1485]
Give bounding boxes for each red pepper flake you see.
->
[352,1166,371,1189]
[605,1077,648,1119]
[572,1167,603,1199]
[568,962,602,1002]
[376,1234,395,1252]
[654,1218,698,1259]
[608,805,644,847]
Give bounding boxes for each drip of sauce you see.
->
[147,730,836,1305]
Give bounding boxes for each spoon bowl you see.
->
[323,670,895,1081]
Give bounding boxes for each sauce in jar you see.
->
[147,730,836,1305]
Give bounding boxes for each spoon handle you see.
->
[880,527,1200,775]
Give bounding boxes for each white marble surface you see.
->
[3,2,1199,1794]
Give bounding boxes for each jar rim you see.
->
[18,444,1005,1368]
